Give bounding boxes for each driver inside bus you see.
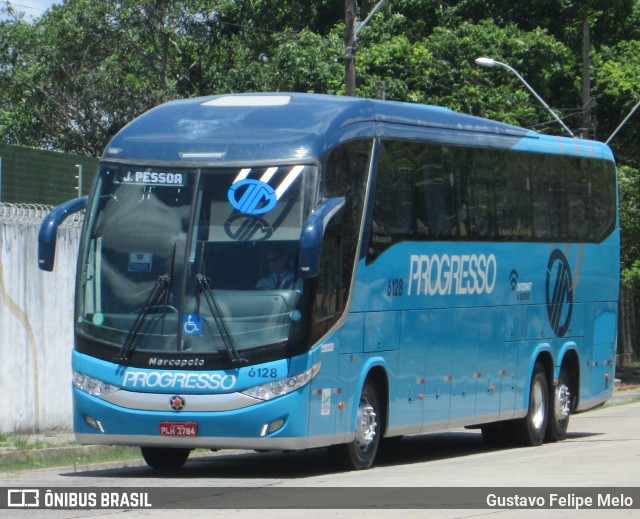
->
[256,247,296,289]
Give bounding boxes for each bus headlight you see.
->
[73,371,119,397]
[241,363,320,401]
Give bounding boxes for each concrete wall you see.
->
[0,212,80,433]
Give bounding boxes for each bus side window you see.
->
[589,161,616,241]
[370,142,415,254]
[566,158,590,241]
[466,157,495,239]
[415,145,457,239]
[496,154,533,241]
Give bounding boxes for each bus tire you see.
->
[510,362,549,446]
[140,446,190,470]
[545,366,572,443]
[330,380,381,470]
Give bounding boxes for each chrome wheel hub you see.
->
[555,383,571,421]
[355,398,377,450]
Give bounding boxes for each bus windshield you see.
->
[77,162,318,366]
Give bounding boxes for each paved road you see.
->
[1,401,639,519]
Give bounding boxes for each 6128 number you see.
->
[248,367,278,378]
[387,278,403,297]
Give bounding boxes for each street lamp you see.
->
[605,98,640,144]
[475,57,576,138]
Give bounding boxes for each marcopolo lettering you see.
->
[123,371,237,391]
[407,253,497,296]
[148,357,206,368]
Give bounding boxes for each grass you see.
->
[0,435,141,473]
[10,437,47,450]
[0,446,142,473]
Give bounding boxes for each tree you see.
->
[357,20,579,134]
[0,0,219,154]
[592,40,640,166]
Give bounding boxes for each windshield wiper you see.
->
[115,245,176,363]
[196,274,248,365]
[115,274,171,362]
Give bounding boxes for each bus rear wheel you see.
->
[509,362,549,446]
[140,446,190,470]
[330,381,381,470]
[546,366,572,442]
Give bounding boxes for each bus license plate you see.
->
[159,422,198,437]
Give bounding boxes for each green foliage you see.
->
[1,0,637,155]
[357,20,578,134]
[592,41,640,167]
[619,165,640,289]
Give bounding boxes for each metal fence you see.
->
[0,143,98,206]
[0,202,84,227]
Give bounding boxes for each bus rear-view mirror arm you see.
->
[298,197,345,278]
[38,196,88,272]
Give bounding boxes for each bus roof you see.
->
[103,93,613,164]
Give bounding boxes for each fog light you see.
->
[84,415,105,433]
[259,418,285,437]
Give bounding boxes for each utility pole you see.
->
[344,0,386,97]
[582,21,593,139]
[344,0,357,96]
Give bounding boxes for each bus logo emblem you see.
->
[546,249,573,337]
[170,395,186,411]
[224,214,273,241]
[228,179,277,215]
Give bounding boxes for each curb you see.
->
[0,444,122,464]
[607,386,640,406]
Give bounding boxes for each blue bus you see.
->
[39,93,619,470]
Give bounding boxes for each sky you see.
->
[3,0,61,19]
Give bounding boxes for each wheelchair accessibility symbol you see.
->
[182,314,203,335]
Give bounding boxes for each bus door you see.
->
[495,305,526,420]
[447,308,481,426]
[390,311,427,435]
[421,309,454,432]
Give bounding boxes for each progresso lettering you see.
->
[122,371,236,391]
[407,253,497,296]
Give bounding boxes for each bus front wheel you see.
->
[510,362,549,446]
[140,446,190,470]
[330,380,381,470]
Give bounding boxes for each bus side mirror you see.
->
[298,197,345,278]
[38,196,88,271]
